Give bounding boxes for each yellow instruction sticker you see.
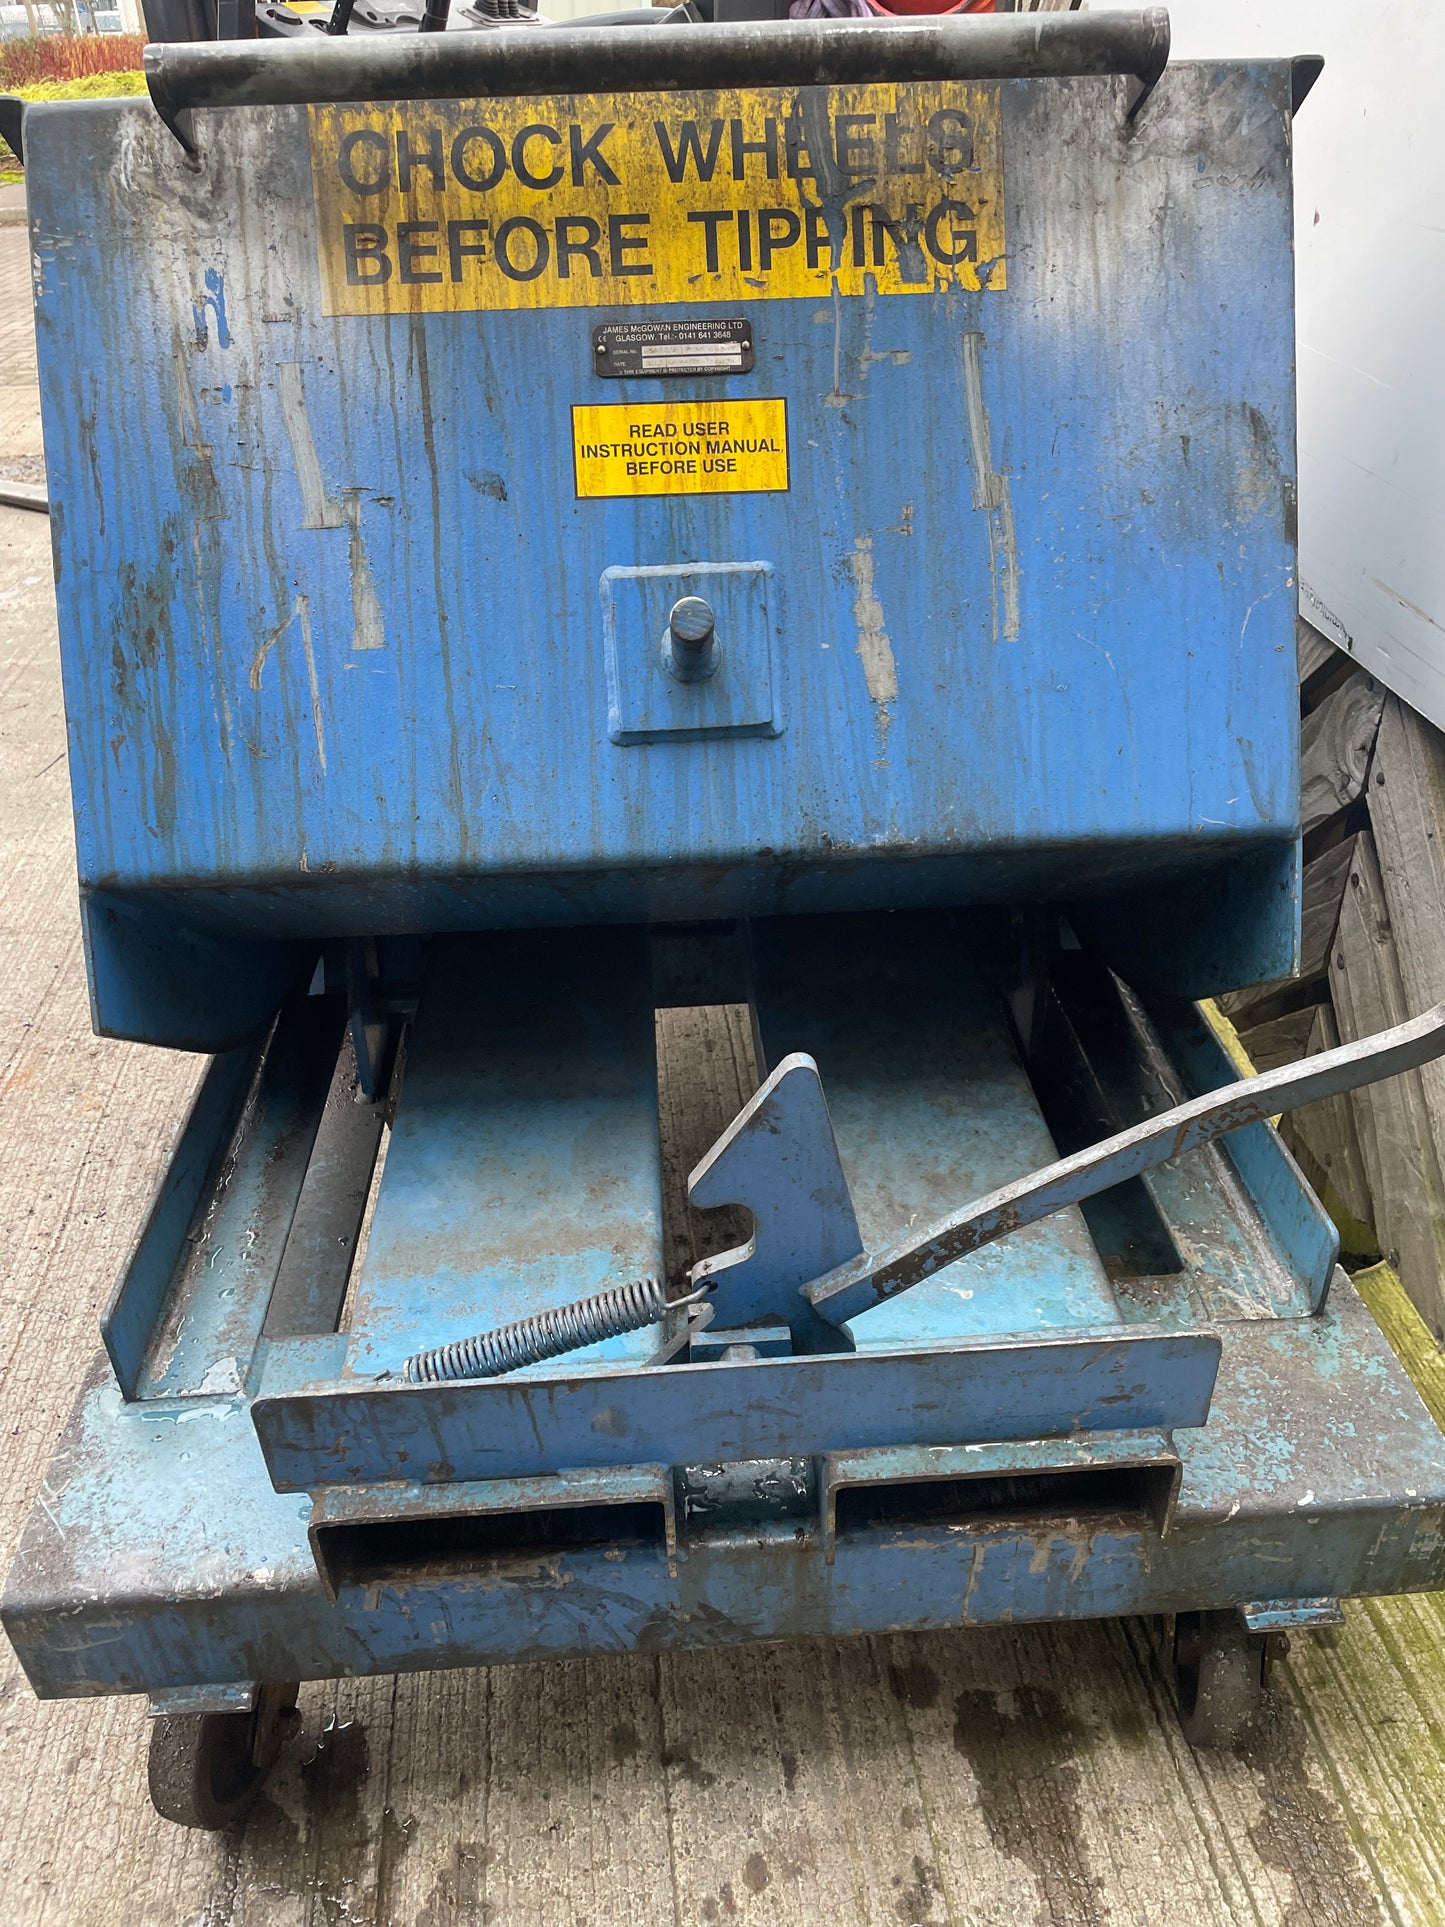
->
[309,82,1005,316]
[571,399,788,498]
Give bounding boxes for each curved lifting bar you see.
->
[807,998,1445,1326]
[145,7,1171,149]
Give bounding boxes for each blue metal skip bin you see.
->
[31,17,1304,1047]
[8,8,1445,1830]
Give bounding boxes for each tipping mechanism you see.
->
[15,16,1445,1827]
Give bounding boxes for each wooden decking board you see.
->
[1329,834,1445,1339]
[1299,670,1385,839]
[1364,694,1445,1333]
[655,999,758,1293]
[1284,1600,1445,1927]
[1278,1270,1445,1927]
[1296,618,1355,711]
[1290,1003,1376,1238]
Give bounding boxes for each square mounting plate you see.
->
[601,561,780,746]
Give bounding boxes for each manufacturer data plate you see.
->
[592,318,755,378]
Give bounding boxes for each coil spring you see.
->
[403,1274,672,1383]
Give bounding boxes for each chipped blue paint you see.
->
[191,266,231,351]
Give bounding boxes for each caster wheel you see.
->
[147,1682,299,1829]
[1172,1612,1266,1747]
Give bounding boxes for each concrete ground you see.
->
[5,219,1445,1925]
[0,205,43,489]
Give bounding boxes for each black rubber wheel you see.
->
[1172,1612,1266,1747]
[147,1682,299,1829]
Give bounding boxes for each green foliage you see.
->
[10,70,147,97]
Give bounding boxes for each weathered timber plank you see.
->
[1367,692,1445,1278]
[655,1002,757,1292]
[1215,979,1305,1027]
[1287,1593,1445,1926]
[1281,1001,1377,1241]
[1300,670,1385,837]
[1301,833,1360,982]
[1237,1006,1317,1074]
[1367,696,1445,1013]
[1221,994,1376,1257]
[1328,832,1445,1339]
[1297,614,1355,712]
[1203,999,1256,1079]
[1294,1265,1445,1927]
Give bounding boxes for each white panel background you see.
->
[1095,0,1445,730]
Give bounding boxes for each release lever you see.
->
[805,999,1445,1328]
[398,998,1445,1381]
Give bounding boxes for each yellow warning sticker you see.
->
[571,399,788,499]
[309,83,1005,317]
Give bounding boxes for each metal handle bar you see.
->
[146,8,1169,146]
[399,996,1445,1381]
[807,998,1445,1327]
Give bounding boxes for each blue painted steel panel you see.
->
[81,889,309,1051]
[131,993,349,1399]
[603,561,779,743]
[25,63,1300,1007]
[1149,996,1340,1311]
[256,1325,1222,1490]
[100,1039,261,1400]
[747,914,1119,1346]
[343,927,665,1378]
[686,1049,868,1351]
[7,1280,1445,1699]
